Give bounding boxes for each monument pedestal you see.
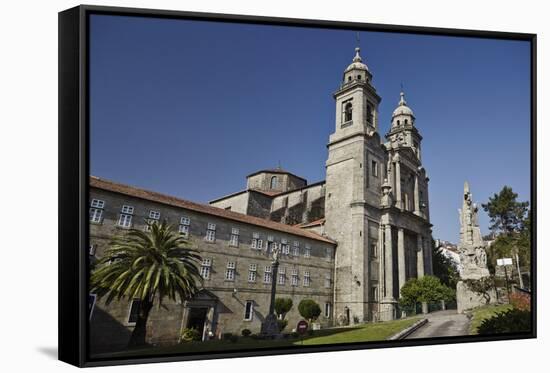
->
[260,313,280,336]
[456,280,496,313]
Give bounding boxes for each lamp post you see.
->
[261,245,281,336]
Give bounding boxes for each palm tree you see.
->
[90,220,202,348]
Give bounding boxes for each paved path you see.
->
[406,310,470,339]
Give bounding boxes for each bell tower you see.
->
[325,47,385,323]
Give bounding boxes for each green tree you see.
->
[399,276,455,310]
[432,240,460,289]
[482,186,530,275]
[298,299,321,322]
[482,186,528,235]
[274,298,293,319]
[90,220,202,347]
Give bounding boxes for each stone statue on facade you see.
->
[380,178,394,208]
[456,181,495,313]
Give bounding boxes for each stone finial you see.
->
[399,90,407,106]
[353,47,362,62]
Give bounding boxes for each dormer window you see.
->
[270,176,278,189]
[344,102,353,122]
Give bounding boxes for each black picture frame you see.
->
[59,4,537,367]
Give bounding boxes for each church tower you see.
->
[324,47,386,323]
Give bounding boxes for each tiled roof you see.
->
[90,176,336,245]
[246,168,307,183]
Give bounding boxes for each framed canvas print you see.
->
[58,5,536,367]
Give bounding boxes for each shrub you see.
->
[477,309,531,335]
[275,298,293,319]
[180,328,201,343]
[510,292,531,311]
[277,319,288,332]
[241,328,252,337]
[298,299,321,321]
[228,334,239,343]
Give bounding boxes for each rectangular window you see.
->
[263,266,272,284]
[291,269,299,286]
[251,233,263,250]
[89,199,105,223]
[200,258,212,280]
[324,273,331,288]
[281,239,290,255]
[225,262,236,281]
[248,264,257,283]
[179,216,191,238]
[90,199,105,209]
[89,244,96,256]
[205,223,216,242]
[304,245,311,258]
[121,205,134,214]
[144,210,161,231]
[366,102,374,125]
[292,241,300,257]
[268,241,278,255]
[127,299,141,324]
[229,227,240,247]
[371,160,378,177]
[117,213,133,228]
[244,300,254,321]
[278,267,286,285]
[325,302,331,318]
[303,271,311,287]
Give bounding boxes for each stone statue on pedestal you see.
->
[456,181,495,312]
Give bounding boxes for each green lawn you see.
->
[95,317,420,359]
[468,304,513,334]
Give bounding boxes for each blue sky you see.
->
[89,14,531,243]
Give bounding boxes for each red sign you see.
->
[297,320,308,334]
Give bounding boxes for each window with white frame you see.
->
[117,205,134,228]
[268,241,278,255]
[304,244,311,258]
[292,241,300,257]
[324,302,331,318]
[200,258,212,280]
[179,216,191,238]
[89,244,96,256]
[145,210,160,231]
[248,264,257,283]
[127,299,141,324]
[89,199,105,223]
[225,261,236,281]
[291,269,299,286]
[251,232,263,250]
[281,239,290,255]
[244,300,254,321]
[229,227,239,247]
[205,222,216,242]
[278,267,286,285]
[263,266,272,284]
[324,273,331,288]
[303,271,311,287]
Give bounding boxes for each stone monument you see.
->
[260,246,282,336]
[456,181,496,313]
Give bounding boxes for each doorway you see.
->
[186,307,208,338]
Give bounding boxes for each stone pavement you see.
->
[405,310,470,339]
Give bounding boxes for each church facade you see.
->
[89,47,433,353]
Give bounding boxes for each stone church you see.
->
[88,47,433,353]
